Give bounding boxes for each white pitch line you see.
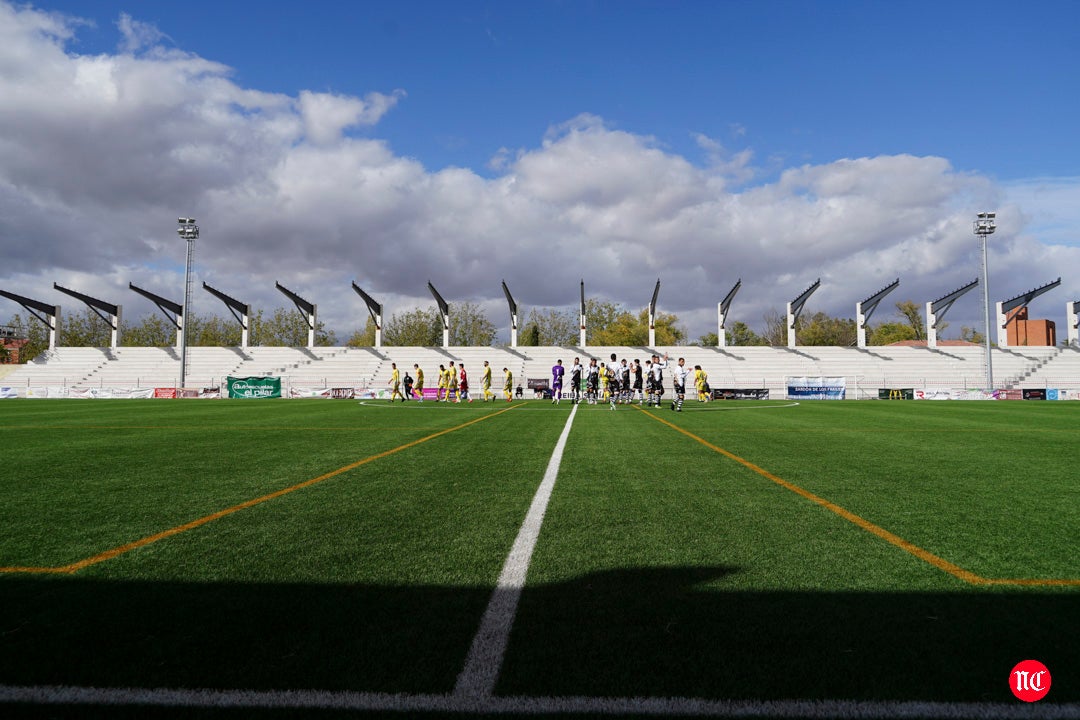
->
[2,685,1079,719]
[687,402,801,412]
[453,403,579,698]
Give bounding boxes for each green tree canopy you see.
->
[895,300,928,340]
[584,299,622,337]
[729,321,766,346]
[3,313,48,362]
[521,322,542,346]
[868,321,917,346]
[346,317,378,347]
[960,326,985,344]
[60,307,113,347]
[760,309,858,346]
[449,301,496,346]
[254,307,337,346]
[383,306,443,346]
[520,308,576,346]
[591,307,685,346]
[187,311,246,347]
[121,314,175,347]
[798,311,857,346]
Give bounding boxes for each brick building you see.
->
[1,337,29,364]
[1,326,29,364]
[1005,308,1056,347]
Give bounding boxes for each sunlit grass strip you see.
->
[636,406,1080,588]
[0,404,522,575]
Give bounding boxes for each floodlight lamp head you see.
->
[973,211,996,236]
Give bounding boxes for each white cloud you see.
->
[116,12,169,53]
[0,1,1073,344]
[1004,176,1080,249]
[298,89,405,145]
[693,132,754,184]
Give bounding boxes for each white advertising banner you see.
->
[289,387,333,398]
[26,386,155,399]
[912,389,997,400]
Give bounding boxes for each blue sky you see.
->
[2,0,1078,341]
[42,0,1080,180]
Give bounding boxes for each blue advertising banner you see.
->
[787,376,846,400]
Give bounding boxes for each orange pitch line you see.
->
[637,407,1080,588]
[1,404,522,575]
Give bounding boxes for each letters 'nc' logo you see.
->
[1010,660,1051,702]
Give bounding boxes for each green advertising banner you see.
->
[227,376,281,399]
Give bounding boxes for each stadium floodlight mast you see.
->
[974,212,996,392]
[177,217,199,391]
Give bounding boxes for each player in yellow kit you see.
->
[695,365,710,402]
[502,367,513,402]
[447,361,458,402]
[388,363,404,402]
[436,364,447,401]
[413,364,425,402]
[481,361,493,401]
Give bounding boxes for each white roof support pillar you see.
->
[203,282,251,349]
[428,281,450,348]
[276,282,317,348]
[647,278,660,349]
[53,283,122,349]
[856,279,899,349]
[352,282,383,349]
[717,279,741,348]
[0,290,60,349]
[129,282,184,351]
[786,279,820,349]
[1068,301,1079,346]
[502,280,518,349]
[927,279,978,349]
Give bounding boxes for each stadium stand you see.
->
[2,344,1079,398]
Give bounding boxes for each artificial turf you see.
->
[0,398,1076,711]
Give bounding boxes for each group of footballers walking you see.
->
[386,360,515,403]
[386,353,711,410]
[550,353,711,411]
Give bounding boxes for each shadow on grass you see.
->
[0,576,489,694]
[1,566,1077,709]
[500,567,1079,704]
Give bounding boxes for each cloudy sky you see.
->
[1,0,1078,343]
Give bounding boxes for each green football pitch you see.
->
[0,398,1077,718]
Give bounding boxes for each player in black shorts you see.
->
[632,359,644,405]
[586,359,600,404]
[570,358,583,404]
[606,364,620,410]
